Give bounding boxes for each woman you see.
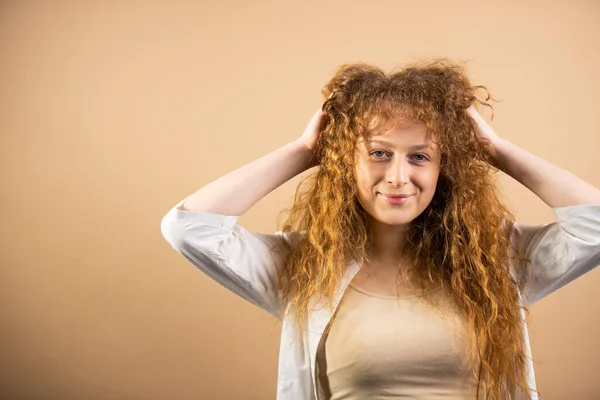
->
[160,59,600,399]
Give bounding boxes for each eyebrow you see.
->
[367,139,433,151]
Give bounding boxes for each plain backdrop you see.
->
[1,1,599,399]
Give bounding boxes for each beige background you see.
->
[1,1,599,399]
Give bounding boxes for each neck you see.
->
[365,218,409,265]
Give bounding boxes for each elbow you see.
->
[160,212,184,249]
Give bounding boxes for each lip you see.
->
[379,193,413,198]
[378,193,413,204]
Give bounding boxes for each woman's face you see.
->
[354,119,441,227]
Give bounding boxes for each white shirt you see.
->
[160,197,600,399]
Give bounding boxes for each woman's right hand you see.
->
[298,108,329,154]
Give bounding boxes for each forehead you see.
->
[357,118,436,149]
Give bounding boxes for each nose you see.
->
[387,158,410,187]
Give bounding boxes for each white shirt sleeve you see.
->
[510,204,600,307]
[160,197,302,320]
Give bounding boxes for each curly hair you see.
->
[275,58,535,399]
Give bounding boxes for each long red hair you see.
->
[276,58,534,399]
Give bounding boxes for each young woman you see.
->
[160,59,600,399]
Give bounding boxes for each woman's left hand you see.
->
[466,105,502,148]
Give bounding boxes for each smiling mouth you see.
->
[378,193,414,204]
[379,193,413,198]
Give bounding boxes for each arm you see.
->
[467,105,600,208]
[467,106,600,306]
[161,109,326,318]
[510,206,600,307]
[179,108,326,215]
[179,139,314,215]
[493,139,600,208]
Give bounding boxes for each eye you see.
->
[412,154,429,162]
[370,150,390,159]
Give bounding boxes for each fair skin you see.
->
[175,101,600,296]
[354,120,441,270]
[466,105,600,208]
[179,104,600,255]
[176,103,600,293]
[353,106,600,278]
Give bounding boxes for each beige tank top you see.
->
[315,282,479,399]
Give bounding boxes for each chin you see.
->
[387,218,416,227]
[375,214,417,227]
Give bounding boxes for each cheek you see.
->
[354,168,378,208]
[358,161,384,181]
[355,164,374,189]
[422,172,440,194]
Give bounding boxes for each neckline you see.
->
[348,282,442,299]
